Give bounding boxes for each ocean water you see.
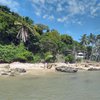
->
[0,71,100,100]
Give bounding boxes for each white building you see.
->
[75,52,84,59]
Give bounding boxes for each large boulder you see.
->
[55,66,78,73]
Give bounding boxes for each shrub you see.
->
[44,52,54,62]
[33,54,41,63]
[65,54,75,63]
[0,44,16,62]
[0,43,34,63]
[76,58,82,62]
[15,43,33,62]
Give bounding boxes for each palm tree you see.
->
[88,33,96,60]
[15,17,39,42]
[80,34,88,46]
[16,25,28,42]
[80,34,89,59]
[89,33,96,46]
[90,34,100,61]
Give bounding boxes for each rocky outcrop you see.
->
[0,71,9,75]
[55,66,78,73]
[46,63,57,69]
[9,72,15,76]
[88,67,100,71]
[13,68,26,73]
[47,64,53,69]
[0,68,26,76]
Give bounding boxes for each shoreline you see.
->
[0,62,100,76]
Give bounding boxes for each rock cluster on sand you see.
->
[55,66,78,73]
[0,62,100,76]
[0,64,26,76]
[88,67,100,71]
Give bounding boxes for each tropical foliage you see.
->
[0,5,99,62]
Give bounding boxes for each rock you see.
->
[0,64,10,68]
[55,66,78,73]
[75,67,85,70]
[0,71,9,75]
[85,64,89,67]
[0,70,15,76]
[47,64,53,69]
[96,64,100,67]
[9,72,15,76]
[14,68,26,73]
[4,65,10,69]
[88,67,100,71]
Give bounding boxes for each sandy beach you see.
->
[0,62,100,76]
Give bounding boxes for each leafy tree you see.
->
[40,35,57,53]
[0,11,18,44]
[39,30,61,55]
[34,24,49,35]
[0,5,10,13]
[61,34,73,45]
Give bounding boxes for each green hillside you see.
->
[0,5,99,63]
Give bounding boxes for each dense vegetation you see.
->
[80,33,100,62]
[0,5,99,63]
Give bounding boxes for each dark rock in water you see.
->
[88,68,100,71]
[55,66,78,73]
[14,68,26,73]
